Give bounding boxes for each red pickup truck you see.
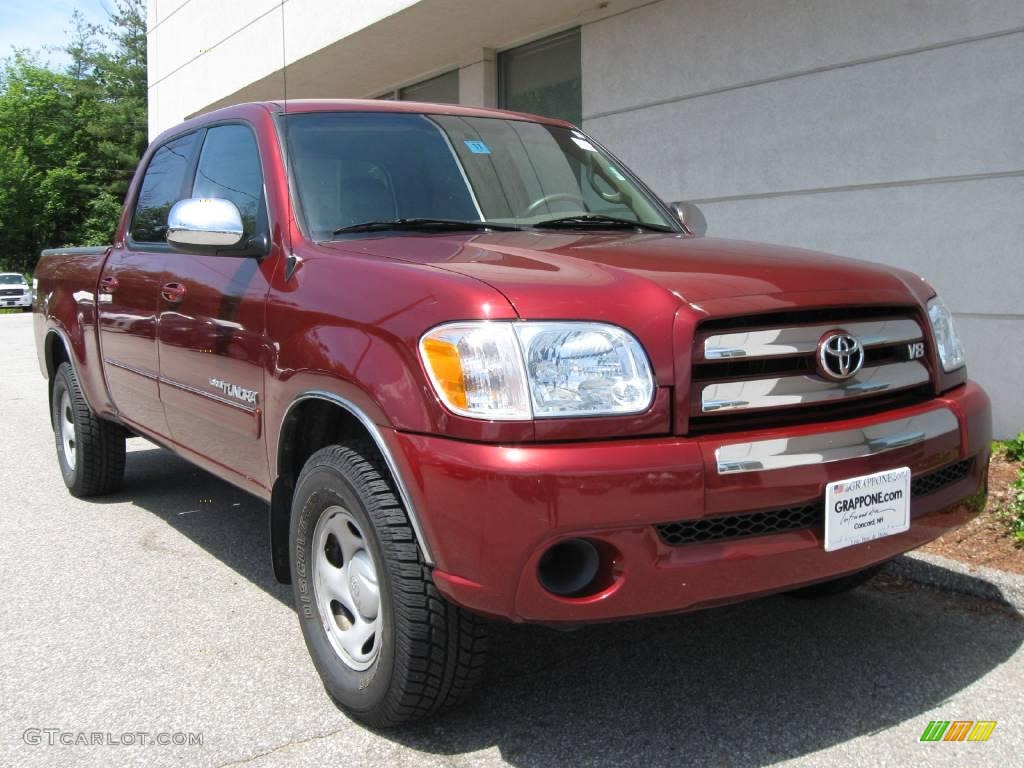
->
[33,100,991,726]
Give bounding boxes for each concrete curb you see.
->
[882,551,1024,612]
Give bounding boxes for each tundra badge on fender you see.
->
[209,378,257,405]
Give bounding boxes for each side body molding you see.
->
[278,390,436,566]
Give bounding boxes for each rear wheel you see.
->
[51,362,126,497]
[290,442,488,727]
[785,564,885,599]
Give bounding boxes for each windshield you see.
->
[0,274,26,285]
[284,112,677,240]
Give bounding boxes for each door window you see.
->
[192,124,266,237]
[130,131,200,242]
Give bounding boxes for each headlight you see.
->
[419,323,531,420]
[927,296,965,372]
[419,321,655,420]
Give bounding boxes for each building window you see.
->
[399,70,459,104]
[498,28,581,125]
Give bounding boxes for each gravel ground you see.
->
[1,312,1021,767]
[921,455,1023,573]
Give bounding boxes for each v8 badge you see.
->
[906,341,926,360]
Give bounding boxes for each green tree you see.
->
[0,0,147,273]
[0,53,75,269]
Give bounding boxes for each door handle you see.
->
[99,275,118,293]
[161,282,187,303]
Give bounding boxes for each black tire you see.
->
[785,563,885,599]
[290,442,488,727]
[51,362,126,497]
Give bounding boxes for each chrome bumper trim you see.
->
[701,361,929,413]
[704,318,923,360]
[715,407,959,474]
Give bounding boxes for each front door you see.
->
[157,123,273,488]
[98,130,202,439]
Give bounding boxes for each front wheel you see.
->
[51,362,126,497]
[290,443,488,727]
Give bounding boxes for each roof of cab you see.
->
[272,99,573,127]
[166,99,575,139]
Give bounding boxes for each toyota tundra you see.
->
[32,100,991,726]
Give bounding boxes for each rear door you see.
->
[98,130,201,438]
[156,122,273,487]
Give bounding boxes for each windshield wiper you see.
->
[531,214,675,233]
[332,218,521,234]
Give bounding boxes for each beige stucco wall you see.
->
[146,0,630,137]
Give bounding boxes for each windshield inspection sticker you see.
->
[463,140,491,154]
[571,137,597,152]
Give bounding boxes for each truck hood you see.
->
[324,231,928,319]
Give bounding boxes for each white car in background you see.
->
[0,273,32,311]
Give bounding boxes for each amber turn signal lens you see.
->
[421,337,468,409]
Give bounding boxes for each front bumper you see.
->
[1,293,31,308]
[390,381,991,623]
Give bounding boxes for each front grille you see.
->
[656,458,973,546]
[689,306,934,433]
[689,386,934,435]
[911,458,972,496]
[657,503,819,546]
[0,288,24,297]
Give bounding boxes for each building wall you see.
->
[146,0,423,139]
[145,0,618,137]
[148,0,1024,435]
[583,0,1024,435]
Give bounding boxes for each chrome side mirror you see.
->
[670,201,707,237]
[167,198,245,251]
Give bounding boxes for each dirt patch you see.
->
[921,454,1023,574]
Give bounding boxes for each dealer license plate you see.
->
[824,467,911,552]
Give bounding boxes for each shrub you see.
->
[1003,432,1024,463]
[1009,471,1024,545]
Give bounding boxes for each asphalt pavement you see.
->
[1,311,1021,767]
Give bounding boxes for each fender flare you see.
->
[270,390,436,584]
[44,325,89,421]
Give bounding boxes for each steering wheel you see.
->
[523,192,588,217]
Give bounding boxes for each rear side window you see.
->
[192,124,265,237]
[130,131,200,243]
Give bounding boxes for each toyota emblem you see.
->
[817,331,864,381]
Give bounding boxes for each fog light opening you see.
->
[537,538,602,598]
